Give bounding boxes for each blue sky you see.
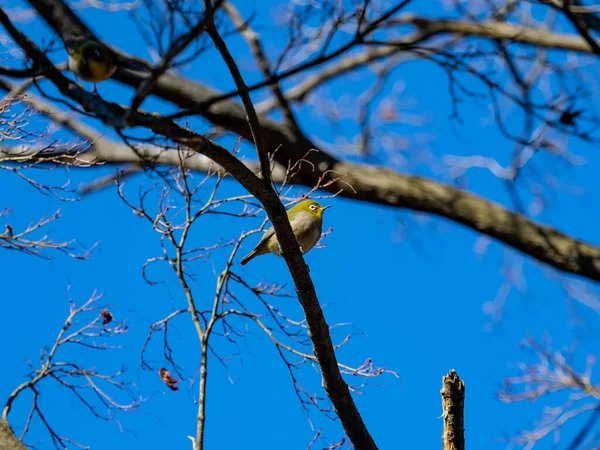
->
[2,0,600,449]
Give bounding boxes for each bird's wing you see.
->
[259,215,308,244]
[254,212,311,250]
[255,226,276,250]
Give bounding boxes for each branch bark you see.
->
[204,0,272,183]
[381,14,596,54]
[555,0,600,55]
[441,369,465,450]
[0,421,26,450]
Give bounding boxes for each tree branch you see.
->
[441,369,465,450]
[556,0,600,55]
[203,0,272,183]
[381,14,596,54]
[0,420,26,450]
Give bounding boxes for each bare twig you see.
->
[2,293,140,448]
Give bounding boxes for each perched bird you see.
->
[63,35,148,93]
[241,200,331,266]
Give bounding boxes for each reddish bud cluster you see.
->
[159,368,179,391]
[100,308,113,325]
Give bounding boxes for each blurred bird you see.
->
[240,199,331,266]
[559,107,583,127]
[63,35,148,93]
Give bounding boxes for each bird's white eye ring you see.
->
[309,204,317,210]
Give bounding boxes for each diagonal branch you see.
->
[203,0,272,184]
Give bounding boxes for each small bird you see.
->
[240,200,331,266]
[63,35,148,93]
[559,107,583,127]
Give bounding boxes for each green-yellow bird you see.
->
[240,200,331,266]
[63,35,148,91]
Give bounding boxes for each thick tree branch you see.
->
[544,0,600,33]
[380,14,596,53]
[556,1,600,55]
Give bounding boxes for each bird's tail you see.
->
[240,249,259,266]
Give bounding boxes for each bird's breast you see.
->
[69,56,116,82]
[295,216,322,254]
[270,213,322,257]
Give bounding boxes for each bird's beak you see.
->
[321,205,332,211]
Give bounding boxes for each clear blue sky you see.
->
[2,0,600,449]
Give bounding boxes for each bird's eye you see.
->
[91,49,103,61]
[309,205,316,210]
